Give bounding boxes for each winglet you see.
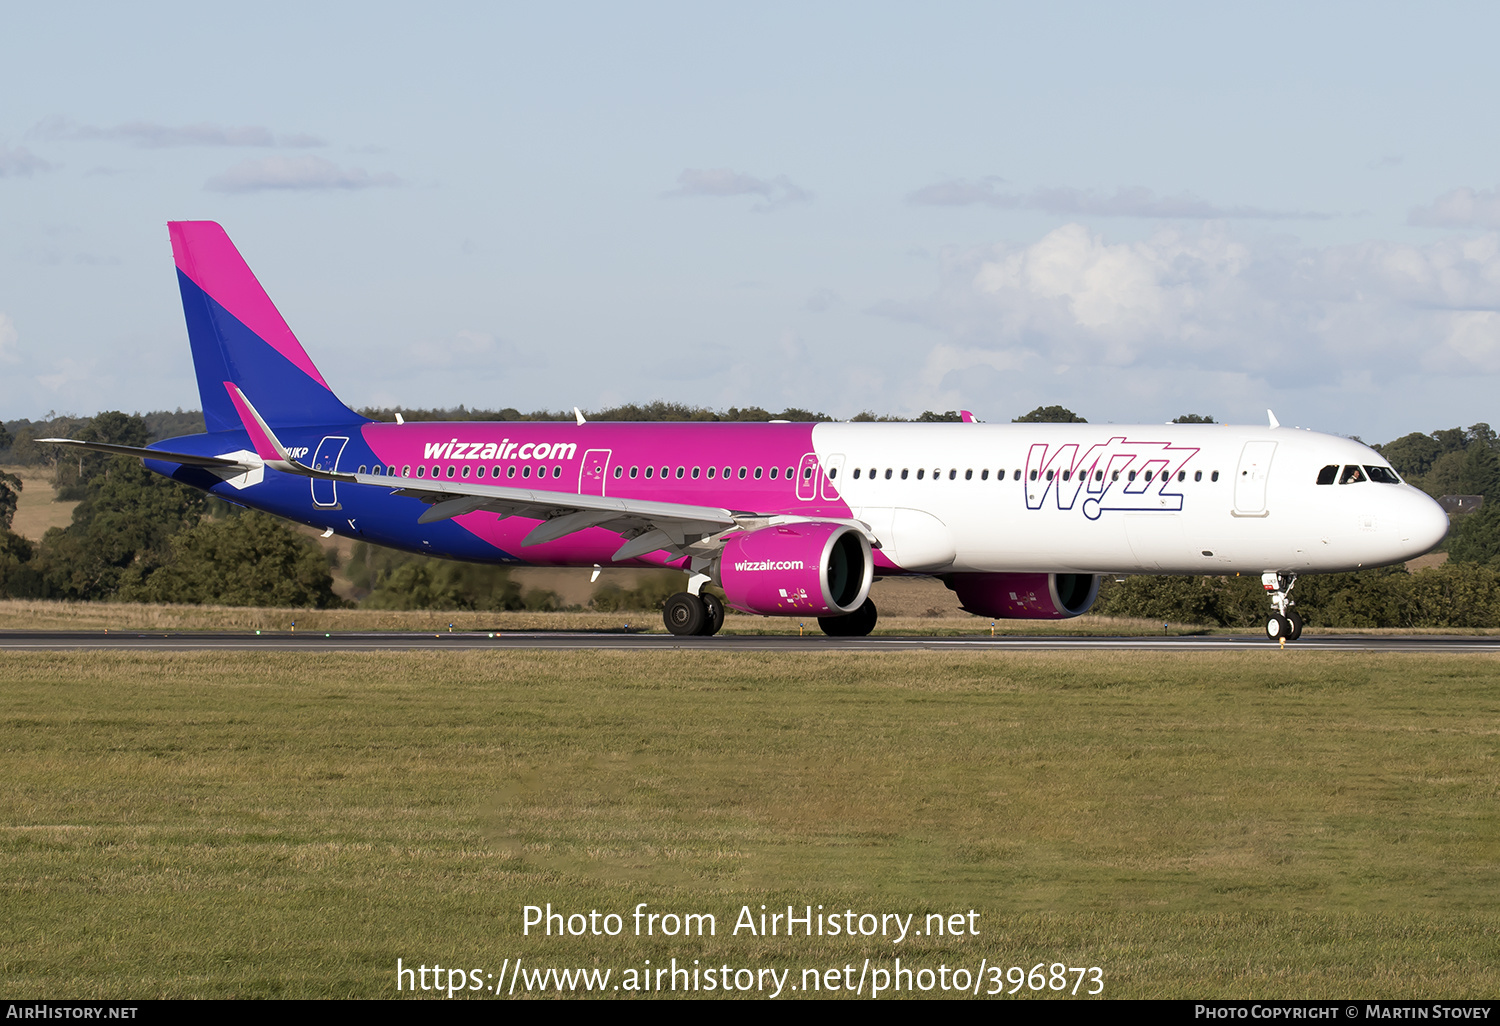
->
[574,406,587,426]
[224,381,293,464]
[223,381,357,483]
[960,410,976,423]
[1267,409,1280,429]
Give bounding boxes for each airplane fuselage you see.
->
[151,419,1448,578]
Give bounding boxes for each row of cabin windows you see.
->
[353,462,1224,484]
[615,464,814,481]
[851,467,1221,483]
[353,463,818,482]
[356,464,565,480]
[1316,464,1401,485]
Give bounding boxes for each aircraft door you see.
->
[311,435,349,508]
[796,452,820,502]
[821,454,845,501]
[1234,441,1277,515]
[579,448,611,496]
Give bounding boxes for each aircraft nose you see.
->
[1400,490,1450,556]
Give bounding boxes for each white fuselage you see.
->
[810,422,1449,576]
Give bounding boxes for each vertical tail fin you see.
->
[169,221,366,432]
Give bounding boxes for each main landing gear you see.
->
[1262,572,1303,641]
[663,591,725,637]
[819,598,879,637]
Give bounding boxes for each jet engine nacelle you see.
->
[717,522,874,617]
[944,572,1100,619]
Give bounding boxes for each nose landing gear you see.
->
[1262,572,1303,641]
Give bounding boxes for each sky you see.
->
[2,1,1499,442]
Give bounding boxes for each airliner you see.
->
[46,222,1450,641]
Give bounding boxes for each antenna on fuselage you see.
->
[1267,409,1280,429]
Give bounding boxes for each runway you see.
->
[3,630,1499,653]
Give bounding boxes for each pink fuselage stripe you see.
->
[170,222,332,390]
[361,421,854,566]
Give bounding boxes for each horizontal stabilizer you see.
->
[39,438,253,469]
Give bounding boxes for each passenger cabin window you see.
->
[614,466,623,478]
[853,468,861,479]
[1211,471,1219,482]
[416,465,426,478]
[1194,471,1202,482]
[645,466,654,479]
[885,469,893,480]
[507,466,517,479]
[1316,464,1338,485]
[1339,465,1366,484]
[917,469,925,480]
[901,469,909,480]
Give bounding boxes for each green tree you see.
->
[0,528,36,597]
[0,421,12,451]
[0,470,20,531]
[120,511,340,608]
[1013,405,1086,423]
[1447,502,1500,565]
[32,440,206,600]
[1377,432,1443,479]
[1171,414,1216,424]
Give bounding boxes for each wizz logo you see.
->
[1024,437,1199,520]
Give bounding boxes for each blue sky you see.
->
[3,2,1499,441]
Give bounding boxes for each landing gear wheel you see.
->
[819,598,879,637]
[700,593,725,636]
[1265,614,1292,641]
[1285,610,1304,641]
[664,592,706,636]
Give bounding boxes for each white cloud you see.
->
[0,145,55,177]
[30,116,323,149]
[908,179,1329,220]
[877,223,1500,402]
[663,167,811,211]
[1409,186,1500,230]
[205,156,402,193]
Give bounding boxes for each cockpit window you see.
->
[1365,465,1401,484]
[1316,464,1338,485]
[1339,465,1366,484]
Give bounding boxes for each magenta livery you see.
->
[48,222,1451,640]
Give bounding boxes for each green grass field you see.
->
[2,650,1497,999]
